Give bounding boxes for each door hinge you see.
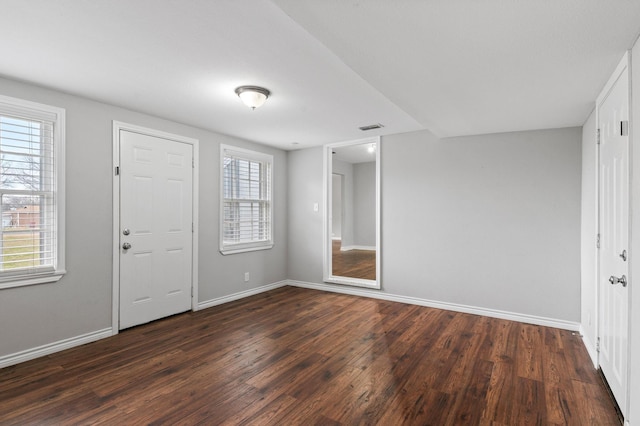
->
[621,120,629,136]
[596,129,601,145]
[192,158,195,168]
[596,233,600,249]
[192,223,194,233]
[115,166,120,176]
[596,337,601,353]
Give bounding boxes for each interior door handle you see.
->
[609,275,627,287]
[122,242,132,250]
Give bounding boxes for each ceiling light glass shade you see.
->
[235,86,270,109]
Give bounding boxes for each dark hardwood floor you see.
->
[332,240,376,280]
[0,286,620,425]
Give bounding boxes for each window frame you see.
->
[0,95,65,289]
[219,144,273,255]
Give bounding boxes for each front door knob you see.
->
[122,242,132,250]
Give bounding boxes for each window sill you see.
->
[220,244,274,256]
[0,270,66,290]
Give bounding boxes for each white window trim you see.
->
[0,95,66,289]
[219,144,273,255]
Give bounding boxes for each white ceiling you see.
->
[1,1,639,150]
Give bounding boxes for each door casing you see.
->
[112,121,199,334]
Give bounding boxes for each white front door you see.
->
[598,58,629,417]
[119,130,193,330]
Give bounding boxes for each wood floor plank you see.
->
[516,323,545,381]
[542,349,576,425]
[278,364,365,423]
[445,358,494,425]
[0,286,621,425]
[511,376,548,425]
[487,319,520,363]
[482,359,517,425]
[377,385,454,425]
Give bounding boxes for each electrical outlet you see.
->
[244,272,250,282]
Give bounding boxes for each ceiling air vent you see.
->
[359,123,384,131]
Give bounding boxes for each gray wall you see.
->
[0,76,288,358]
[580,108,598,356]
[288,127,582,321]
[353,161,376,247]
[288,146,324,283]
[0,76,584,362]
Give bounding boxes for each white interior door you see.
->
[119,130,193,330]
[598,61,629,417]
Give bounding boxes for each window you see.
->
[220,145,273,255]
[0,95,65,288]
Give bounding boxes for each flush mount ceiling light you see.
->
[235,86,270,110]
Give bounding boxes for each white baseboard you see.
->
[0,327,112,369]
[286,280,580,331]
[579,325,599,368]
[197,280,288,311]
[1,279,580,370]
[1,281,287,369]
[340,245,376,252]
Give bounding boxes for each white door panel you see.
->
[598,61,629,417]
[119,130,193,330]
